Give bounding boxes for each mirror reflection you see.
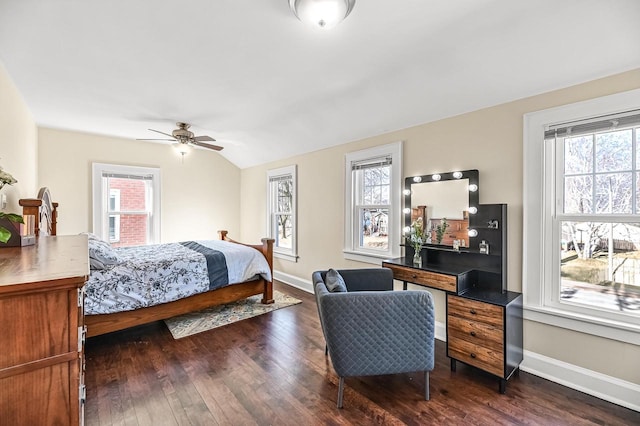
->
[412,180,469,246]
[404,170,479,248]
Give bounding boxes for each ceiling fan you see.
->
[137,122,224,151]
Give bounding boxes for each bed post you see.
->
[261,237,275,304]
[218,230,275,305]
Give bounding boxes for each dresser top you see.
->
[383,257,475,275]
[0,235,89,292]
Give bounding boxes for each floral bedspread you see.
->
[85,240,272,315]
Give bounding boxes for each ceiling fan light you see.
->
[289,0,355,29]
[173,142,190,155]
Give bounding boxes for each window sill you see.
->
[274,252,298,263]
[523,304,640,345]
[343,250,394,265]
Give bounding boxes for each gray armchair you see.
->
[312,268,435,408]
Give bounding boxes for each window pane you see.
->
[594,173,632,214]
[560,221,640,316]
[275,214,292,249]
[564,175,593,214]
[107,178,147,212]
[111,214,148,247]
[595,130,632,173]
[359,208,389,250]
[565,135,593,175]
[276,179,292,214]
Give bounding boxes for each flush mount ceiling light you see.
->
[289,0,356,29]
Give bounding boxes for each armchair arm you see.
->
[318,290,435,378]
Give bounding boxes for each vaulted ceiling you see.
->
[1,0,639,168]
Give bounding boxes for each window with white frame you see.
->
[344,142,402,262]
[523,89,640,344]
[92,163,161,247]
[267,165,297,261]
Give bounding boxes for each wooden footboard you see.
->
[85,231,275,338]
[218,230,275,305]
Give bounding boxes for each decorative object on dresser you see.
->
[312,268,435,408]
[0,234,89,425]
[385,170,522,393]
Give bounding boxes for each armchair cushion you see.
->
[325,269,347,293]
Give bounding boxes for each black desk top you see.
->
[382,257,475,276]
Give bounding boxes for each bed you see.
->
[20,188,275,338]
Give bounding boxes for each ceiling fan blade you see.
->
[149,129,175,138]
[191,140,224,151]
[136,138,176,141]
[193,135,216,142]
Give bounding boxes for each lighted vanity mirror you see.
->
[403,170,479,248]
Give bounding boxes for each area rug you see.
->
[164,290,302,339]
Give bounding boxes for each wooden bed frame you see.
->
[21,188,275,338]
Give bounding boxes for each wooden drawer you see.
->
[448,295,503,328]
[448,335,504,377]
[447,315,503,351]
[387,264,456,292]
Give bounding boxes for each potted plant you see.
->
[0,164,24,244]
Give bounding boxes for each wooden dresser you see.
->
[0,235,88,426]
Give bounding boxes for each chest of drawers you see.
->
[447,292,523,392]
[0,235,88,425]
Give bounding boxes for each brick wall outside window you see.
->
[110,178,148,247]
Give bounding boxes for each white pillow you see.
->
[86,234,120,270]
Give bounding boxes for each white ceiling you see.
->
[1,0,639,169]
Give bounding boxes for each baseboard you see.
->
[521,350,640,412]
[274,270,314,293]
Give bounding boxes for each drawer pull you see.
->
[470,353,476,359]
[470,309,476,315]
[412,274,417,279]
[470,331,476,337]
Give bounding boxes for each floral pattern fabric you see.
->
[85,240,271,315]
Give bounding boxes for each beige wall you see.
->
[38,128,241,242]
[0,63,37,211]
[240,68,640,384]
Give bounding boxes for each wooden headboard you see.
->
[19,187,58,237]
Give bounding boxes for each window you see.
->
[267,165,297,261]
[523,89,640,344]
[344,142,402,262]
[92,163,161,247]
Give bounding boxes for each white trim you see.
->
[92,163,161,244]
[343,250,389,265]
[274,270,313,293]
[267,165,297,261]
[344,141,403,259]
[523,88,640,342]
[520,350,640,412]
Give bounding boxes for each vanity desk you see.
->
[384,170,523,393]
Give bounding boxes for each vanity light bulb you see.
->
[468,206,478,214]
[468,184,478,192]
[403,189,411,196]
[453,171,463,179]
[403,226,411,234]
[432,174,441,181]
[412,176,422,183]
[403,208,411,214]
[468,229,478,237]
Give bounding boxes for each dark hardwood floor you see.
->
[85,282,639,425]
